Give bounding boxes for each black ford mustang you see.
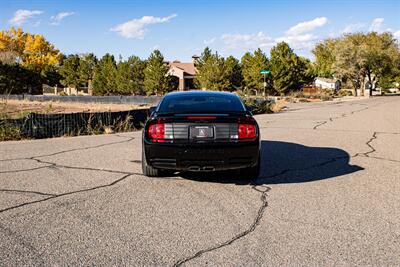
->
[142,91,260,178]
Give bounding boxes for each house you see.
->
[314,77,340,91]
[168,56,198,90]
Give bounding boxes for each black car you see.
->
[142,91,260,178]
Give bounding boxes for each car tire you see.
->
[142,149,160,177]
[241,155,260,179]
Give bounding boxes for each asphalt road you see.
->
[1,95,399,266]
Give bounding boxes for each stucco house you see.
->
[168,56,198,91]
[314,77,340,91]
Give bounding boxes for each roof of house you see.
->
[169,61,196,76]
[315,77,339,83]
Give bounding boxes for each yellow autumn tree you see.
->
[0,27,61,70]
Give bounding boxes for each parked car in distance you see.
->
[142,91,260,178]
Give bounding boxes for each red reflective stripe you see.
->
[187,116,217,120]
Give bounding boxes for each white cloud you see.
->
[276,17,328,51]
[51,12,75,25]
[286,17,328,35]
[370,18,384,32]
[393,30,400,39]
[342,22,365,33]
[275,33,318,50]
[111,14,177,39]
[221,32,274,50]
[9,9,43,26]
[204,37,216,45]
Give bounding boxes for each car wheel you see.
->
[241,155,260,179]
[142,149,160,177]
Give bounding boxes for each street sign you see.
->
[260,70,270,75]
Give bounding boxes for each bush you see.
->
[337,89,353,97]
[241,96,277,114]
[0,113,23,141]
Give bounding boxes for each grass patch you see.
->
[0,112,23,141]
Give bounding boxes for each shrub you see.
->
[337,89,353,97]
[241,96,278,114]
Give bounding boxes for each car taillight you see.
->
[238,124,257,139]
[148,123,165,142]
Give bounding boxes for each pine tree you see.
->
[59,54,82,88]
[224,56,243,91]
[241,48,269,94]
[143,50,169,95]
[92,53,117,95]
[116,56,146,95]
[195,47,226,90]
[269,42,301,95]
[78,53,97,88]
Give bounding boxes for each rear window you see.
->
[158,94,245,113]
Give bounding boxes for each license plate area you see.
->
[189,125,214,140]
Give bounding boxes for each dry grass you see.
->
[0,99,151,119]
[269,100,285,113]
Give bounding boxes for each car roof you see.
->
[164,90,238,98]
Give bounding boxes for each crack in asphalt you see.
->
[0,136,135,162]
[0,173,132,214]
[173,183,271,267]
[32,158,138,175]
[313,121,327,130]
[351,132,399,162]
[353,132,377,157]
[173,146,357,266]
[0,136,137,175]
[313,98,398,130]
[0,165,52,174]
[364,156,400,163]
[313,105,370,130]
[0,136,141,213]
[0,189,57,197]
[172,102,397,265]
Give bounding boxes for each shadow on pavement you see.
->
[179,140,363,185]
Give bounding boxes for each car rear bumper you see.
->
[144,141,259,171]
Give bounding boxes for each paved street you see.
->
[1,96,399,266]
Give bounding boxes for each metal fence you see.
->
[1,109,149,139]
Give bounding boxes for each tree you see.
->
[325,32,400,95]
[41,64,62,87]
[59,55,82,88]
[0,28,62,93]
[0,62,42,94]
[241,48,269,94]
[143,50,169,95]
[194,47,227,90]
[78,53,97,88]
[224,56,243,91]
[92,53,117,95]
[313,39,336,78]
[116,56,146,95]
[269,42,302,95]
[296,56,315,85]
[0,28,62,71]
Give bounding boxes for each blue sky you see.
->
[1,0,399,61]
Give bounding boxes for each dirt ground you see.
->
[0,99,151,118]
